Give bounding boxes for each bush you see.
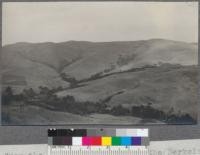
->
[110,105,131,116]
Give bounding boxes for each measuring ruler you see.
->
[48,146,149,155]
[48,128,149,155]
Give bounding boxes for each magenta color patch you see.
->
[82,137,91,145]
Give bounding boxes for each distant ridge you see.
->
[3,38,196,47]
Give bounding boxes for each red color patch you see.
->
[91,137,102,145]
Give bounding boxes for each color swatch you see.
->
[102,137,112,146]
[48,128,149,146]
[48,129,148,137]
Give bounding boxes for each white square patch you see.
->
[72,137,82,146]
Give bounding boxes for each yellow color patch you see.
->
[102,137,112,146]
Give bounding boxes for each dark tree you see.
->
[60,73,77,87]
[23,88,36,98]
[2,87,14,105]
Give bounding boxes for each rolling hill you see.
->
[1,39,198,124]
[57,64,198,120]
[1,39,198,93]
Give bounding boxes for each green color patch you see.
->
[112,137,121,146]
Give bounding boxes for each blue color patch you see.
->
[121,137,132,146]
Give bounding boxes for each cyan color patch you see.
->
[121,137,132,146]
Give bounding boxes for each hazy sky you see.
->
[2,2,198,45]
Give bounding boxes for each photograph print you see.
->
[1,2,198,125]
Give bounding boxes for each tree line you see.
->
[2,86,196,124]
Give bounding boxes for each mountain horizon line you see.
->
[3,38,198,47]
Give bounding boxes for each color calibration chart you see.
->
[48,128,149,155]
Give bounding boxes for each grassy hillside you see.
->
[57,64,198,120]
[2,39,197,92]
[1,39,198,124]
